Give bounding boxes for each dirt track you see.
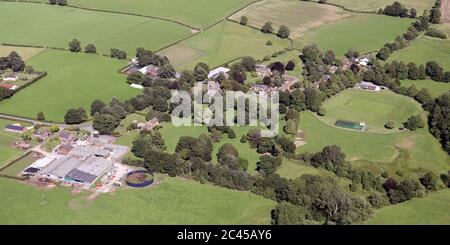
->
[442,0,450,23]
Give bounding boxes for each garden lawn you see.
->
[298,112,450,174]
[229,0,350,38]
[297,14,412,56]
[320,89,423,132]
[0,175,275,224]
[317,0,435,14]
[34,0,254,29]
[0,50,138,122]
[114,113,146,147]
[401,79,450,98]
[0,119,31,167]
[158,20,291,71]
[367,189,450,225]
[276,159,322,180]
[0,2,190,54]
[0,45,43,61]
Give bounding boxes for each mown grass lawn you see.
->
[0,119,31,167]
[0,50,138,122]
[401,79,450,98]
[320,89,423,132]
[0,175,275,224]
[298,112,450,174]
[33,0,254,29]
[0,2,191,55]
[367,189,450,225]
[158,20,291,71]
[297,13,412,56]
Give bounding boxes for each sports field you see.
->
[158,21,291,70]
[367,189,450,225]
[0,2,191,55]
[0,45,44,61]
[0,176,275,224]
[229,0,351,38]
[401,79,450,98]
[297,14,412,56]
[320,89,423,132]
[0,50,138,122]
[0,119,31,167]
[298,112,450,174]
[320,0,435,14]
[33,0,254,29]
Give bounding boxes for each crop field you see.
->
[388,26,450,70]
[297,14,412,56]
[158,21,291,70]
[0,2,191,55]
[33,0,254,29]
[0,119,31,167]
[0,50,138,122]
[0,176,275,224]
[320,89,423,132]
[298,112,450,174]
[367,189,450,225]
[401,79,450,98]
[0,45,43,61]
[319,0,435,14]
[229,0,351,39]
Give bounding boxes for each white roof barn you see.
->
[208,67,230,79]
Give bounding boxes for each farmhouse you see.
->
[0,84,18,90]
[56,144,74,155]
[139,65,160,77]
[137,117,159,131]
[255,64,272,77]
[33,129,51,141]
[208,67,230,79]
[5,124,27,133]
[59,131,75,144]
[130,83,144,89]
[356,81,381,92]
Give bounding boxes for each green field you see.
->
[320,89,423,132]
[367,189,450,225]
[0,119,31,167]
[0,175,275,224]
[229,0,351,38]
[297,14,412,56]
[319,0,435,13]
[158,20,291,70]
[0,152,34,176]
[0,50,138,122]
[276,159,322,179]
[0,2,190,54]
[33,0,254,29]
[298,112,450,174]
[0,45,43,61]
[401,79,450,98]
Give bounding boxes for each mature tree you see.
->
[110,49,127,59]
[49,0,57,4]
[90,99,106,117]
[9,56,25,72]
[132,131,166,157]
[241,56,256,72]
[57,0,67,6]
[37,112,45,121]
[285,60,296,71]
[127,72,144,85]
[420,172,439,191]
[85,43,97,54]
[64,107,87,124]
[407,62,420,80]
[272,202,313,225]
[426,61,444,81]
[68,39,81,52]
[193,62,209,81]
[277,25,290,38]
[409,8,417,18]
[93,113,119,135]
[240,16,248,25]
[429,6,441,24]
[257,155,282,176]
[404,115,425,131]
[428,93,450,154]
[284,119,297,135]
[261,22,274,34]
[385,120,395,129]
[376,47,391,60]
[158,63,176,78]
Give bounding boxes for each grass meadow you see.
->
[401,79,450,98]
[297,14,412,56]
[0,175,275,224]
[0,119,31,167]
[33,0,255,29]
[320,89,423,132]
[158,20,291,71]
[0,45,44,61]
[0,2,191,55]
[318,0,435,14]
[0,50,138,122]
[367,189,450,225]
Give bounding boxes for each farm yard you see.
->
[319,89,423,132]
[0,50,138,122]
[0,2,191,55]
[157,21,291,70]
[0,176,275,224]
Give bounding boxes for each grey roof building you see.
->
[40,157,82,180]
[65,156,113,185]
[70,145,111,160]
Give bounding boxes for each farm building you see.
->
[208,67,230,79]
[58,131,75,144]
[65,156,113,186]
[5,124,27,133]
[22,157,55,177]
[130,83,144,89]
[0,84,18,90]
[40,157,82,180]
[139,65,160,77]
[356,81,381,92]
[1,76,18,82]
[70,145,111,160]
[255,64,272,77]
[104,144,129,161]
[56,144,74,155]
[137,117,159,131]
